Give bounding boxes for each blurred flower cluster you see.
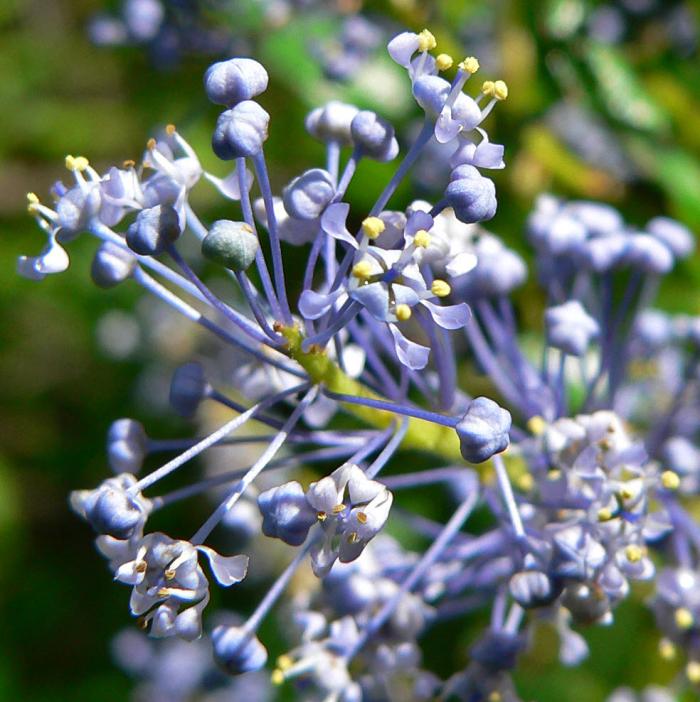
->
[17,21,700,702]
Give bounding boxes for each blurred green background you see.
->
[2,0,700,699]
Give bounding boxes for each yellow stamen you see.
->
[332,503,346,514]
[436,54,453,71]
[493,80,508,101]
[417,29,436,53]
[277,654,293,671]
[395,304,412,321]
[146,138,157,150]
[65,155,89,172]
[271,669,285,685]
[352,261,373,281]
[431,280,451,297]
[624,545,644,563]
[459,56,480,74]
[362,216,385,239]
[413,230,431,248]
[619,485,634,500]
[675,607,694,630]
[481,80,495,96]
[659,638,676,660]
[135,561,147,573]
[164,568,176,580]
[661,470,680,490]
[687,661,700,684]
[527,415,546,435]
[597,507,613,522]
[165,123,176,135]
[547,469,561,480]
[317,511,327,522]
[356,511,368,524]
[348,532,360,544]
[517,473,534,492]
[123,159,136,169]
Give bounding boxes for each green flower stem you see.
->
[280,325,463,461]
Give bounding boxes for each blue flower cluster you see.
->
[18,26,700,702]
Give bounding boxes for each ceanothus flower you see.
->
[114,532,248,640]
[305,463,393,576]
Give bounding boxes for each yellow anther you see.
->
[547,469,562,480]
[625,545,644,563]
[481,80,495,96]
[659,638,676,660]
[687,661,700,684]
[517,473,534,492]
[352,261,373,281]
[146,138,157,150]
[493,80,508,100]
[431,280,451,297]
[242,223,254,233]
[417,29,436,52]
[277,655,293,671]
[413,230,432,248]
[135,560,147,573]
[619,484,635,500]
[597,507,613,522]
[317,511,327,522]
[157,587,171,598]
[65,155,89,172]
[395,304,412,321]
[348,531,360,544]
[675,607,694,630]
[332,503,346,514]
[436,53,453,71]
[165,123,176,135]
[458,56,480,74]
[488,693,502,702]
[123,159,136,169]
[362,216,385,239]
[271,669,285,685]
[527,415,546,436]
[356,511,368,524]
[164,568,176,580]
[661,470,680,490]
[27,192,39,205]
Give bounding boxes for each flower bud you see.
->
[202,220,259,271]
[509,570,557,608]
[126,205,181,256]
[87,487,144,539]
[204,57,269,107]
[282,168,335,220]
[91,242,137,288]
[212,101,270,160]
[169,361,209,417]
[647,216,694,259]
[107,418,148,474]
[257,481,317,546]
[350,111,399,162]
[212,625,268,674]
[545,300,599,357]
[445,164,497,223]
[456,396,511,463]
[624,234,674,275]
[305,101,359,145]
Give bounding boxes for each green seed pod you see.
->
[201,220,259,272]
